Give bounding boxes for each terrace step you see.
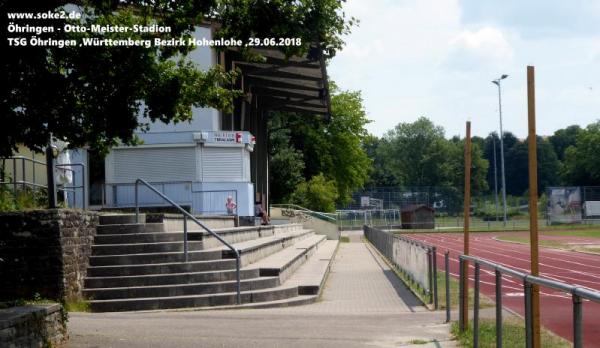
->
[99,214,145,225]
[85,269,261,288]
[248,234,327,282]
[96,223,165,235]
[88,286,300,312]
[94,232,196,245]
[87,259,237,277]
[84,277,279,300]
[285,240,338,295]
[91,241,204,256]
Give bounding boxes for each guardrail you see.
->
[134,178,241,304]
[1,156,86,209]
[271,203,337,223]
[363,226,438,307]
[458,254,600,348]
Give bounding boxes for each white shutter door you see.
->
[112,147,196,182]
[202,147,243,182]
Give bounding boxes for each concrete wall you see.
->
[0,209,98,302]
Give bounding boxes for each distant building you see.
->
[401,204,435,229]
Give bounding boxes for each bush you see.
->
[473,200,520,220]
[0,185,48,212]
[291,174,338,213]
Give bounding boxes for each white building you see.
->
[4,23,331,218]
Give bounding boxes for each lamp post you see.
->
[492,74,508,225]
[492,134,499,221]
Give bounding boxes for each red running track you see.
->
[408,232,600,347]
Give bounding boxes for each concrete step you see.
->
[84,277,279,300]
[285,239,338,295]
[87,259,236,277]
[248,234,327,283]
[88,230,311,266]
[97,223,165,235]
[88,286,299,312]
[99,214,145,225]
[94,231,198,245]
[91,241,204,256]
[89,249,222,266]
[218,230,314,265]
[85,269,260,288]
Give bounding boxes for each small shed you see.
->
[401,204,435,229]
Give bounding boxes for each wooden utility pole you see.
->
[527,65,541,348]
[461,121,471,330]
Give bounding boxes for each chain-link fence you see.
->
[341,186,600,230]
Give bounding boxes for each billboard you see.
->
[548,187,582,224]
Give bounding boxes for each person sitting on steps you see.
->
[254,200,270,225]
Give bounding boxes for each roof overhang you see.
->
[227,46,331,120]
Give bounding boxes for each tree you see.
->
[447,137,489,195]
[269,83,371,206]
[363,135,398,187]
[562,122,600,185]
[268,120,305,203]
[2,0,353,157]
[550,125,582,161]
[504,136,559,195]
[291,174,338,212]
[378,117,452,187]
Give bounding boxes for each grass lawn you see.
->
[451,318,570,348]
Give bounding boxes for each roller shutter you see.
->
[111,147,196,182]
[202,147,243,182]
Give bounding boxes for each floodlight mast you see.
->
[492,74,508,225]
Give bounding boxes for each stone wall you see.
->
[0,304,67,348]
[0,209,98,301]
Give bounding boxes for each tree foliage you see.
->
[269,83,371,208]
[370,117,488,194]
[291,174,338,213]
[561,121,600,185]
[1,0,353,157]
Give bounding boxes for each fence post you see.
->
[573,293,582,348]
[473,263,480,348]
[524,280,533,348]
[428,249,433,304]
[445,251,450,323]
[433,246,438,310]
[459,257,465,331]
[495,269,503,348]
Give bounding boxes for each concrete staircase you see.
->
[83,214,338,312]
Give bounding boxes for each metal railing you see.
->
[1,156,86,209]
[105,181,238,216]
[458,254,600,348]
[271,203,337,223]
[134,178,241,304]
[191,189,238,215]
[364,226,438,307]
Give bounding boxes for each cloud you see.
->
[444,27,514,71]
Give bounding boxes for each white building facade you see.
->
[103,26,255,216]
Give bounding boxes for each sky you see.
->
[327,0,600,139]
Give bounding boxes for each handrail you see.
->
[1,156,86,209]
[271,203,337,222]
[134,178,241,304]
[458,254,600,348]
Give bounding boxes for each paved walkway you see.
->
[68,234,455,347]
